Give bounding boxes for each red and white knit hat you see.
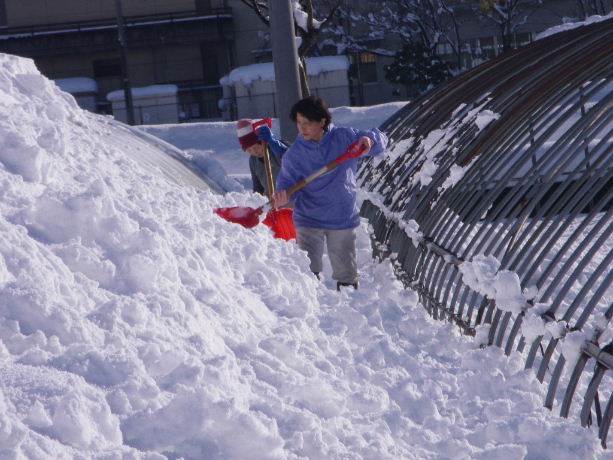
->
[236,119,258,151]
[236,118,273,151]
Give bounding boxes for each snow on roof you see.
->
[535,11,613,40]
[54,77,98,94]
[107,84,178,101]
[220,55,349,86]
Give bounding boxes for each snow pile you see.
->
[360,190,424,248]
[409,102,496,188]
[0,54,605,459]
[474,108,500,131]
[439,157,479,191]
[459,254,593,368]
[459,255,529,315]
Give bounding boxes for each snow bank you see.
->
[0,53,604,459]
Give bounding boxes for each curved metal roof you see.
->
[359,18,613,444]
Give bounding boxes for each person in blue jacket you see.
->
[236,119,288,196]
[272,96,388,290]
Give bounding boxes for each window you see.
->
[355,52,378,83]
[93,59,122,78]
[514,32,532,47]
[0,0,7,27]
[195,0,212,12]
[478,36,498,59]
[201,47,220,84]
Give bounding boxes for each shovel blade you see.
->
[214,206,263,228]
[262,208,296,240]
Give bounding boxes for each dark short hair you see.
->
[290,96,332,129]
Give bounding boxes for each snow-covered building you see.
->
[219,56,350,120]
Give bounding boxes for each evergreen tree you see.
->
[384,40,452,96]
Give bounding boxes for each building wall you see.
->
[226,0,268,67]
[5,0,199,27]
[228,70,350,119]
[0,0,233,120]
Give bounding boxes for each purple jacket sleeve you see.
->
[345,127,388,157]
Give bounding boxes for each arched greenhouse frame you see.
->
[359,17,613,445]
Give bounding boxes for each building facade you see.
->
[0,0,238,121]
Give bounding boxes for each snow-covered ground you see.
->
[0,53,607,459]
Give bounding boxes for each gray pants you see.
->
[296,226,358,284]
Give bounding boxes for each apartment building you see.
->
[0,0,240,120]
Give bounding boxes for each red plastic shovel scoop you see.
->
[214,140,367,239]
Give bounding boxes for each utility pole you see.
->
[270,0,302,141]
[115,0,135,125]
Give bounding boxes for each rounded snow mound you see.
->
[0,53,318,459]
[0,54,603,459]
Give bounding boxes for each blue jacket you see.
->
[276,124,388,230]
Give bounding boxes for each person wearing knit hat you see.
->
[236,118,287,196]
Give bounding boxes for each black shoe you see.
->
[337,281,358,291]
[313,272,320,280]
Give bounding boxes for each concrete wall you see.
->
[227,0,268,67]
[110,93,180,125]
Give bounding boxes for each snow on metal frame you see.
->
[358,18,613,445]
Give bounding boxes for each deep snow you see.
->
[0,53,607,459]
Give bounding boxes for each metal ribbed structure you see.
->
[358,19,613,445]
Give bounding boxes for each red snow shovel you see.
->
[214,140,368,240]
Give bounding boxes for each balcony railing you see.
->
[0,8,232,39]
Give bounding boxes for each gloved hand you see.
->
[256,125,288,159]
[256,126,274,143]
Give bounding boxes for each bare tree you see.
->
[238,0,343,95]
[574,0,611,18]
[474,0,542,53]
[333,0,465,71]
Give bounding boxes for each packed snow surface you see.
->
[0,53,606,459]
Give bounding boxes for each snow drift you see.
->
[0,54,604,459]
